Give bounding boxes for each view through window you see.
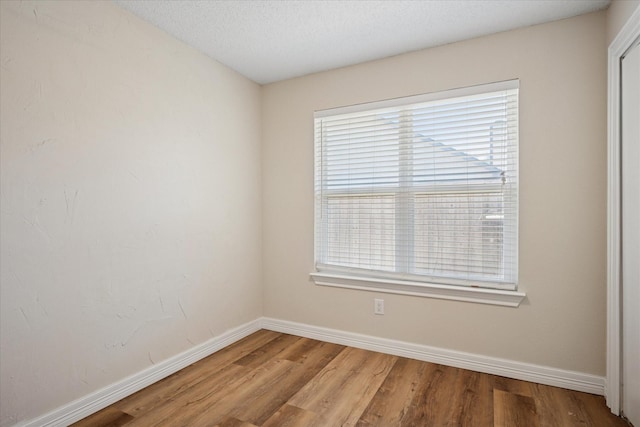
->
[314,80,519,290]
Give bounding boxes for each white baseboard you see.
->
[19,316,604,426]
[260,317,605,396]
[19,319,262,427]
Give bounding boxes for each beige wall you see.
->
[607,0,640,45]
[0,1,262,425]
[0,2,621,425]
[262,11,608,375]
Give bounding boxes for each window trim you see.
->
[310,271,526,307]
[312,80,524,306]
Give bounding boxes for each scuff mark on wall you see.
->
[30,137,54,153]
[33,291,49,318]
[178,299,188,320]
[11,271,24,287]
[20,196,52,243]
[19,307,32,329]
[34,219,51,243]
[120,325,142,347]
[127,170,140,181]
[72,366,89,386]
[119,316,173,347]
[158,291,165,313]
[63,188,78,225]
[0,56,14,71]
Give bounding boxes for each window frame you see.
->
[311,80,525,307]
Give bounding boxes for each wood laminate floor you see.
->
[73,330,630,427]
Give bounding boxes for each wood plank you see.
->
[581,393,631,427]
[115,329,281,416]
[214,417,258,427]
[223,339,345,425]
[356,357,437,426]
[492,374,534,397]
[288,347,397,426]
[233,333,301,368]
[131,338,344,426]
[472,369,495,426]
[177,358,300,425]
[123,363,251,426]
[411,363,463,426]
[358,360,493,426]
[532,383,630,427]
[553,388,596,426]
[261,404,324,427]
[530,382,579,426]
[279,335,342,364]
[447,367,494,427]
[209,339,344,425]
[70,407,133,427]
[493,389,539,427]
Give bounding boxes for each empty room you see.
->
[1,0,639,426]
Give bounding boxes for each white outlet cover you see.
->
[374,299,384,315]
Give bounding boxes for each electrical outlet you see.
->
[374,298,384,315]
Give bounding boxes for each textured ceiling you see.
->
[113,0,610,84]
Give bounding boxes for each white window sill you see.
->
[310,272,526,307]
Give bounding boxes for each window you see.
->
[312,80,523,306]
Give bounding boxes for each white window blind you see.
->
[314,80,518,290]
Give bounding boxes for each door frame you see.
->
[607,5,640,415]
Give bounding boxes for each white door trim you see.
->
[607,5,640,414]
